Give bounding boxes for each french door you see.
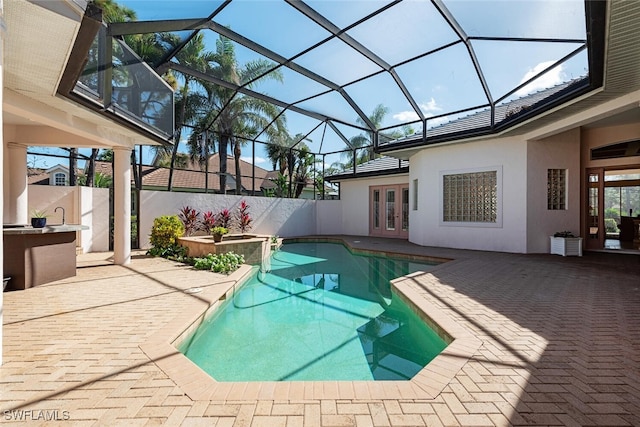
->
[370,184,409,238]
[585,168,604,250]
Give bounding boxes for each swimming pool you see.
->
[179,242,448,381]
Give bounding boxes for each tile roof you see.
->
[380,77,588,149]
[328,79,587,181]
[325,156,409,181]
[93,154,274,192]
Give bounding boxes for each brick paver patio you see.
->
[1,237,639,426]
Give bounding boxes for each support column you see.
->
[113,147,131,265]
[7,142,28,224]
[1,0,7,366]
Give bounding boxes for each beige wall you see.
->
[28,185,109,252]
[526,128,582,253]
[409,136,529,253]
[582,122,640,169]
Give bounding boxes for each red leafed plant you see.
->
[216,209,232,229]
[236,200,252,233]
[202,211,216,232]
[178,206,200,236]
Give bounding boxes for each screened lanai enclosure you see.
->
[56,0,605,197]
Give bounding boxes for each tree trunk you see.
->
[234,139,242,194]
[168,84,189,191]
[167,135,180,191]
[86,148,98,187]
[131,150,141,190]
[219,134,229,193]
[69,148,78,186]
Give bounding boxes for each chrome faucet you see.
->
[54,206,65,224]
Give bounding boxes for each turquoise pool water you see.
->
[180,242,447,381]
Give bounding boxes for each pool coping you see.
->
[140,241,482,401]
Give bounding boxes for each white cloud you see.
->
[393,97,443,122]
[420,97,442,113]
[240,156,268,165]
[516,61,564,97]
[393,110,420,122]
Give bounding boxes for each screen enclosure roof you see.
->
[107,0,605,157]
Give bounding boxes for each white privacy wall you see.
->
[28,185,109,252]
[84,187,110,253]
[409,137,529,253]
[138,191,324,249]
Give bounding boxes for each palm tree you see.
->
[157,33,214,191]
[190,36,285,194]
[93,0,136,23]
[69,148,78,186]
[344,104,389,168]
[292,143,314,198]
[266,132,309,176]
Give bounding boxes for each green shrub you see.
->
[147,244,188,261]
[191,252,244,274]
[150,215,184,249]
[605,218,619,233]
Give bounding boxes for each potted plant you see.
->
[211,226,229,242]
[550,231,583,256]
[30,209,48,228]
[270,235,279,251]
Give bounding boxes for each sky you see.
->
[30,0,589,173]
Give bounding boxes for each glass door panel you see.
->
[586,168,604,250]
[386,189,396,231]
[401,187,409,232]
[372,189,380,230]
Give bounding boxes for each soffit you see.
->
[2,0,162,148]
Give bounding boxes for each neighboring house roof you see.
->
[93,154,274,192]
[325,156,409,182]
[45,164,69,174]
[28,168,50,185]
[28,165,82,185]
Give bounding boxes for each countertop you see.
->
[3,224,89,235]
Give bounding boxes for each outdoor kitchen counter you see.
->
[3,224,88,291]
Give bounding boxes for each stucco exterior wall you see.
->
[526,128,582,253]
[316,200,343,235]
[138,191,318,249]
[409,137,528,253]
[81,187,110,253]
[28,185,77,226]
[582,122,640,169]
[28,185,109,253]
[336,174,410,237]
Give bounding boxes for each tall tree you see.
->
[344,104,389,168]
[69,148,78,186]
[93,0,136,23]
[85,148,99,187]
[189,36,285,194]
[156,33,213,191]
[266,132,308,176]
[292,143,313,198]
